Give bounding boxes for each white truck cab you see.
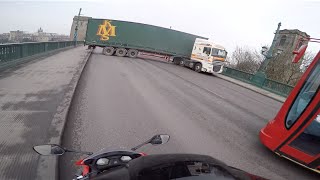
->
[190,38,227,73]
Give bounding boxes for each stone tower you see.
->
[266,29,310,85]
[70,16,92,41]
[273,29,310,55]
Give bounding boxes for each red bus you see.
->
[260,43,320,173]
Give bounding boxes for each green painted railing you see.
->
[223,67,254,83]
[0,41,80,63]
[262,78,294,97]
[222,67,294,97]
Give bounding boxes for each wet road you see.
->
[60,48,319,180]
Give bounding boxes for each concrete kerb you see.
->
[214,74,286,103]
[35,48,93,180]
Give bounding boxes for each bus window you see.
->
[286,61,320,129]
[290,114,320,156]
[305,114,320,137]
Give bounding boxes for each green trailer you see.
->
[85,18,227,74]
[85,18,207,58]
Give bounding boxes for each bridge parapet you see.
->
[0,41,82,71]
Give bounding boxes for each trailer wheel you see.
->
[179,59,185,66]
[115,48,127,57]
[128,49,138,58]
[103,47,115,56]
[194,63,202,73]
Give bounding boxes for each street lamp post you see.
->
[251,22,282,86]
[73,8,82,47]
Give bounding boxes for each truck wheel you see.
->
[173,58,180,65]
[194,63,202,73]
[128,49,138,58]
[115,48,127,57]
[103,47,114,56]
[179,60,185,66]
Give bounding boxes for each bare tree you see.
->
[224,56,232,67]
[300,51,316,72]
[226,45,315,86]
[228,46,263,73]
[265,49,306,86]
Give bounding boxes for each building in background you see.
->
[273,29,310,56]
[70,16,91,41]
[22,33,33,42]
[9,30,24,42]
[266,29,310,85]
[0,33,10,44]
[0,28,69,44]
[33,27,50,42]
[51,34,70,41]
[33,27,70,42]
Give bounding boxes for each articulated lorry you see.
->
[85,18,227,73]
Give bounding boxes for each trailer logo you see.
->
[96,20,116,41]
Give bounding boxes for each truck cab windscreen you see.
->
[211,48,227,58]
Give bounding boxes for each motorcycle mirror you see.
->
[131,134,170,151]
[33,144,65,156]
[149,134,170,145]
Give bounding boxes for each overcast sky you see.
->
[1,0,319,53]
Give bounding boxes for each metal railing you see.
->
[222,67,294,97]
[223,67,254,83]
[0,41,80,63]
[262,78,294,97]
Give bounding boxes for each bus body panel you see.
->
[260,50,320,172]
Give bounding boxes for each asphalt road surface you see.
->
[60,48,319,180]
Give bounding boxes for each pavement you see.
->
[0,46,90,180]
[60,48,319,180]
[214,74,287,103]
